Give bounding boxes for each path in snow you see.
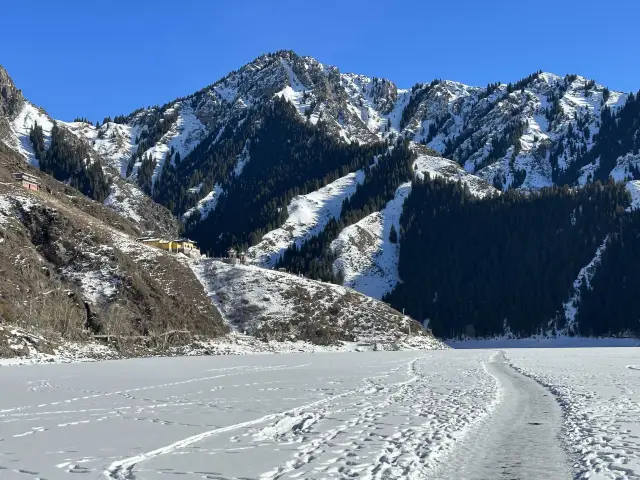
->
[434,351,572,479]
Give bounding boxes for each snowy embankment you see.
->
[0,351,499,479]
[188,259,443,350]
[248,170,364,266]
[447,336,639,349]
[506,348,640,480]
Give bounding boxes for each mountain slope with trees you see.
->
[384,176,632,338]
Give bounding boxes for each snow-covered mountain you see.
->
[0,65,179,236]
[3,52,634,233]
[2,51,640,339]
[61,52,633,195]
[4,52,636,214]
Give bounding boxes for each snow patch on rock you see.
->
[331,182,411,299]
[8,102,54,166]
[182,184,223,222]
[249,170,365,267]
[626,181,640,210]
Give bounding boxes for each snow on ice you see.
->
[507,348,640,480]
[0,351,497,479]
[2,348,637,479]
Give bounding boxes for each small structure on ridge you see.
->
[13,172,39,191]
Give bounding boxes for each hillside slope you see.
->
[3,52,640,342]
[0,143,226,359]
[0,65,179,237]
[191,259,442,349]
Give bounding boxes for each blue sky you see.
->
[2,0,638,121]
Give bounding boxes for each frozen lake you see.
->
[0,348,639,479]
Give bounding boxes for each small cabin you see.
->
[13,172,39,191]
[227,248,237,259]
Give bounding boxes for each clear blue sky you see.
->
[2,0,638,122]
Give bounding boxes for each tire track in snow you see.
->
[104,357,421,480]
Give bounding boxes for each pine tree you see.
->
[389,224,398,243]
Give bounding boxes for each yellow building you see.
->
[173,238,200,256]
[158,240,177,252]
[136,237,200,256]
[137,238,161,248]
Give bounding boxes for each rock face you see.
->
[0,65,23,118]
[0,65,24,144]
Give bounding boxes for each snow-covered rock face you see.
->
[626,181,640,210]
[248,170,365,267]
[402,73,628,189]
[411,146,497,198]
[331,182,411,299]
[64,121,135,177]
[182,183,223,222]
[6,102,54,167]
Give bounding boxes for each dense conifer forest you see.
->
[383,177,631,338]
[32,123,110,202]
[576,210,640,336]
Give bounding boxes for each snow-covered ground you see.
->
[188,259,441,348]
[0,351,497,479]
[1,347,639,479]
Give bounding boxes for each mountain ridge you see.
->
[2,52,640,340]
